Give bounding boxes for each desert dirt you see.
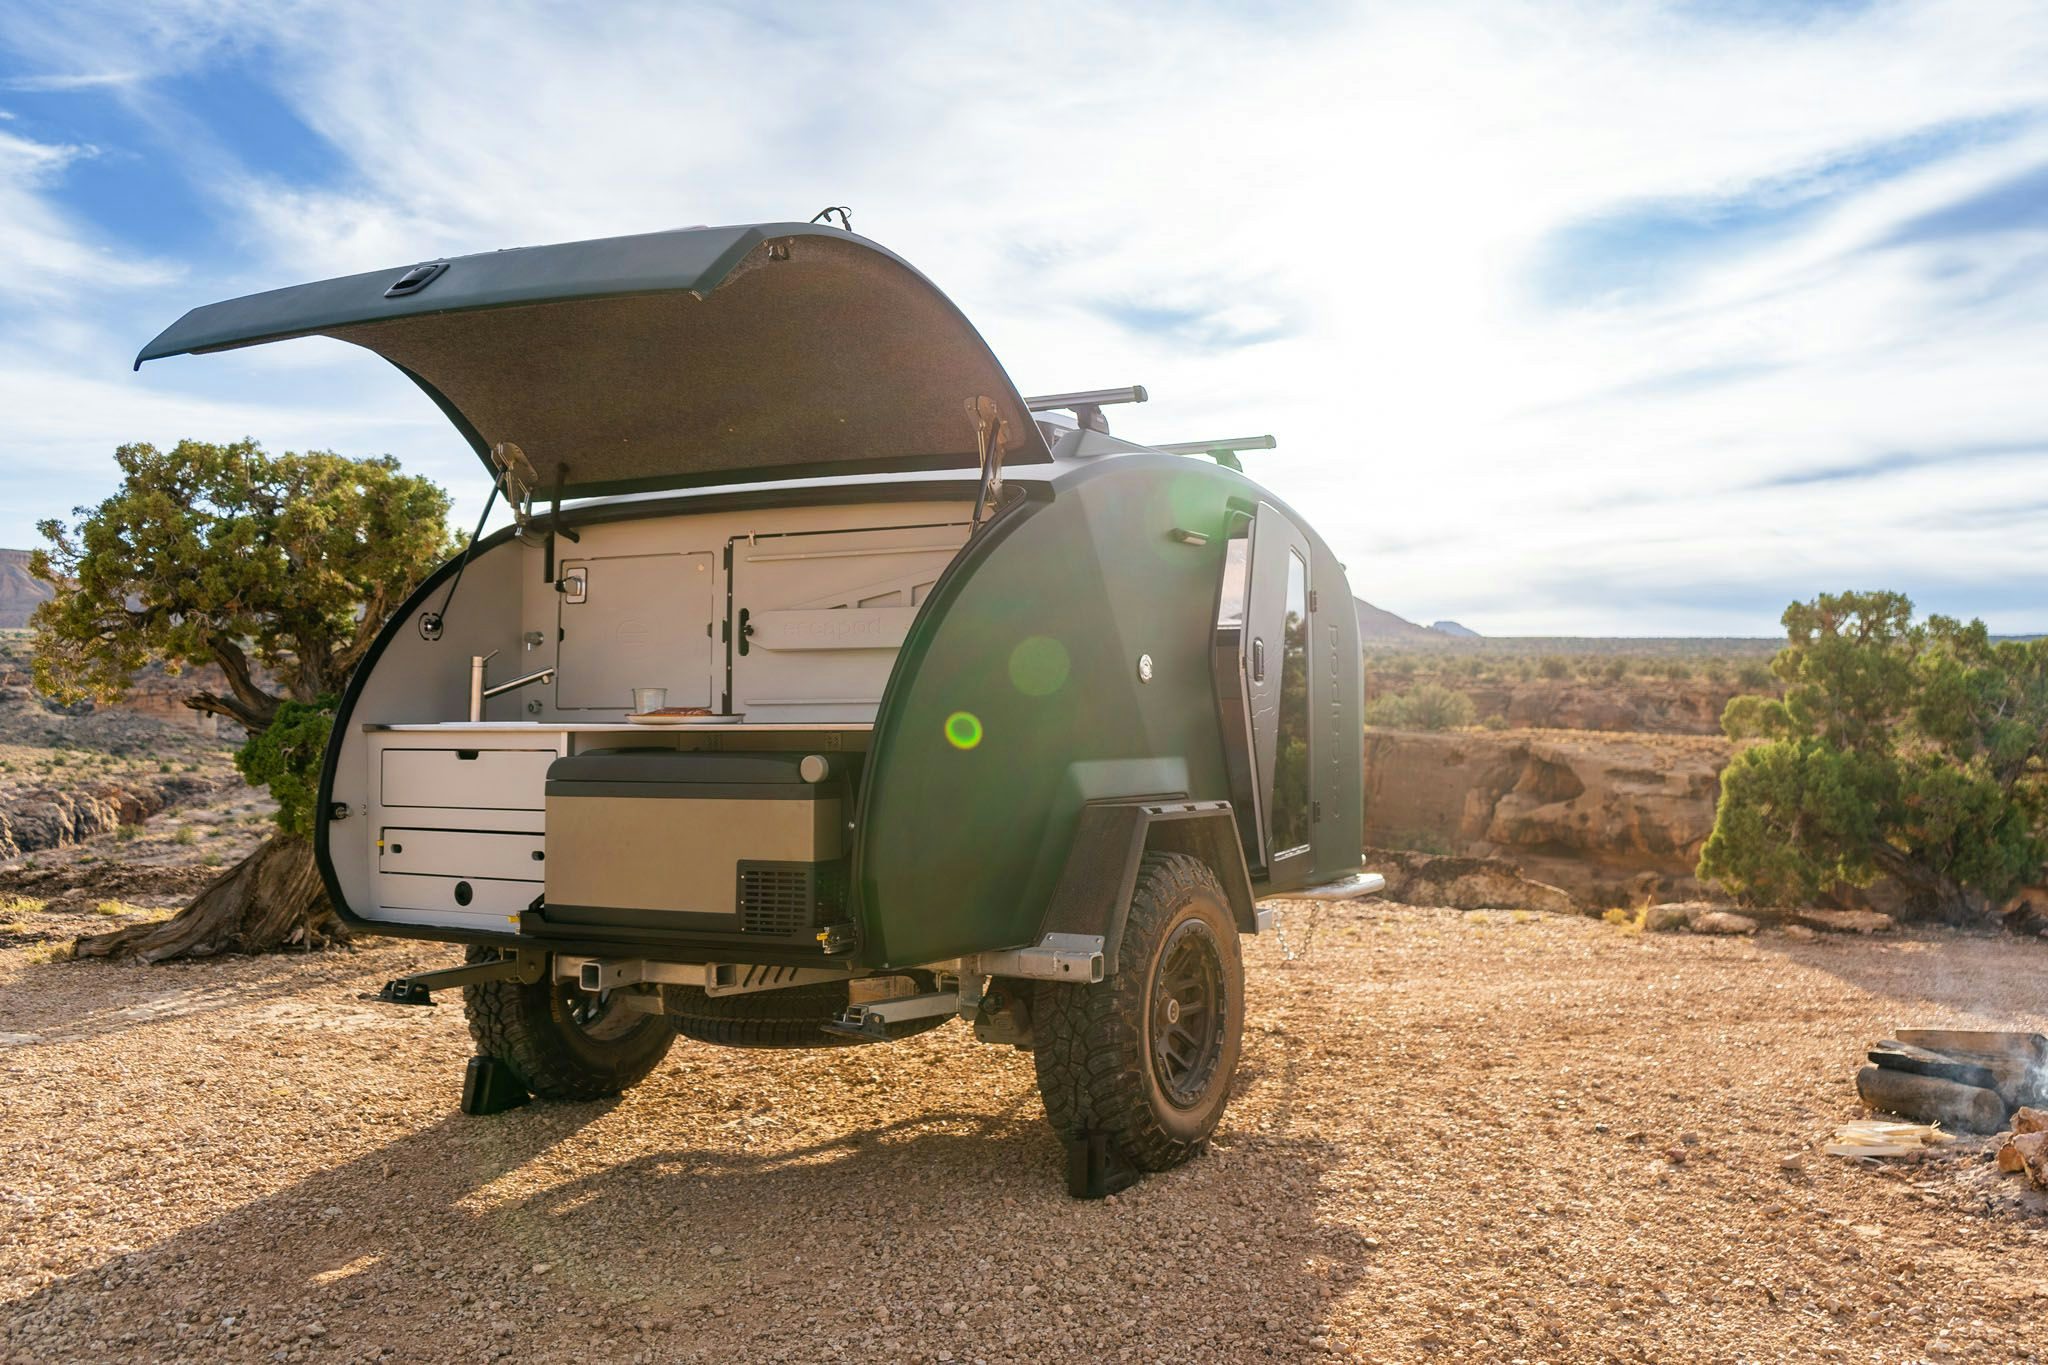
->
[3,903,2047,1364]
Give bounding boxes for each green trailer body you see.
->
[136,220,1374,1191]
[857,452,1362,968]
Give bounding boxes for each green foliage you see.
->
[235,698,337,838]
[32,440,454,728]
[31,440,452,828]
[1736,661,1773,689]
[1699,591,2048,912]
[1364,682,1476,731]
[1538,655,1570,680]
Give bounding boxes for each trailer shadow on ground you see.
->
[4,1085,1376,1360]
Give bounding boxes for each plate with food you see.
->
[627,707,741,726]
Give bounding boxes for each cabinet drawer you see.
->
[376,872,540,919]
[380,748,555,809]
[380,828,545,882]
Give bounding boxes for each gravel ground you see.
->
[2,902,2046,1364]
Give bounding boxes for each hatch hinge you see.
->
[967,395,1009,532]
[492,441,542,544]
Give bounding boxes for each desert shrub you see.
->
[1539,655,1570,680]
[1481,713,1508,731]
[114,825,138,842]
[1700,591,2047,917]
[173,826,198,846]
[1365,682,1476,731]
[234,698,336,838]
[0,895,46,922]
[1661,661,1693,681]
[1736,661,1773,690]
[1601,658,1630,682]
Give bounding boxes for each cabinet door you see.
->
[729,523,967,721]
[556,552,713,711]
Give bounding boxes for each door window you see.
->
[1269,549,1311,857]
[1216,537,1249,630]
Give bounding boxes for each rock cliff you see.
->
[0,550,53,629]
[0,770,243,860]
[1364,728,1729,905]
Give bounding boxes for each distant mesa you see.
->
[0,549,54,630]
[1354,597,1474,641]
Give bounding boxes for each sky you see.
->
[0,0,2044,637]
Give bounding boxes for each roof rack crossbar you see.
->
[1023,386,1148,413]
[1153,434,1277,472]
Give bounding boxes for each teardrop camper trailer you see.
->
[138,221,1381,1194]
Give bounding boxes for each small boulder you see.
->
[1794,908,1894,934]
[2013,1107,2048,1135]
[1783,924,1818,942]
[1643,904,1692,933]
[1691,911,1759,936]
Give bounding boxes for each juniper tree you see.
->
[32,439,453,960]
[1698,591,2048,919]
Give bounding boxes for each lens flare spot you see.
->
[944,711,983,750]
[1007,635,1071,696]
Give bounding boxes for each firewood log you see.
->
[1855,1065,2008,1134]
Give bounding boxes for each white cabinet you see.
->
[380,748,555,809]
[368,731,567,929]
[380,827,545,881]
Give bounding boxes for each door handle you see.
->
[737,607,752,656]
[1252,638,1266,682]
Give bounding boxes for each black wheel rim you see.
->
[1150,917,1226,1108]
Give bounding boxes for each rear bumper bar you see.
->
[1253,871,1387,931]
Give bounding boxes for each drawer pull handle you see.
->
[454,881,474,906]
[389,843,404,854]
[457,749,480,760]
[531,850,545,861]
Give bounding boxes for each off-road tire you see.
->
[461,947,678,1101]
[663,977,952,1049]
[1032,852,1245,1171]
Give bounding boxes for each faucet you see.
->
[470,651,556,722]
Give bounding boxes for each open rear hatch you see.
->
[137,222,1048,497]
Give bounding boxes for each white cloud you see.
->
[2,0,2047,632]
[0,71,139,92]
[0,128,175,302]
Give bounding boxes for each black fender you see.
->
[1035,800,1257,976]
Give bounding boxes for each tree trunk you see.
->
[1867,841,1976,924]
[72,833,350,963]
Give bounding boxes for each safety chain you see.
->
[1272,899,1325,964]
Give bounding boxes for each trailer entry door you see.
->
[1244,503,1314,882]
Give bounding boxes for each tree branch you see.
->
[204,637,283,732]
[183,691,275,732]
